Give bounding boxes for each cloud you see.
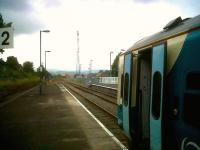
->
[3,10,45,35]
[132,0,200,17]
[170,0,200,16]
[1,9,44,35]
[0,0,46,35]
[0,0,33,12]
[42,0,61,8]
[0,0,62,11]
[133,0,157,3]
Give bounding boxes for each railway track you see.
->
[89,84,117,97]
[59,80,129,149]
[63,81,117,117]
[65,81,117,105]
[64,79,117,99]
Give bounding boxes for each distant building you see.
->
[74,74,85,78]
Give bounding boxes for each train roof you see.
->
[127,14,200,52]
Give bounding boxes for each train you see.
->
[117,15,200,150]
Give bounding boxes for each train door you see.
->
[117,54,124,126]
[129,53,139,148]
[150,44,166,150]
[122,52,133,137]
[137,49,152,149]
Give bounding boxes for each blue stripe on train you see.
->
[117,104,123,127]
[165,29,200,149]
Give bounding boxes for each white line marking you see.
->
[91,84,117,90]
[57,84,128,150]
[0,86,36,107]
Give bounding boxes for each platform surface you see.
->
[0,82,122,150]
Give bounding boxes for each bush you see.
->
[0,76,40,96]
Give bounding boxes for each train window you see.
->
[184,93,200,127]
[187,73,200,90]
[121,74,124,98]
[152,71,162,120]
[123,73,129,106]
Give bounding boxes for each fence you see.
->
[99,77,118,84]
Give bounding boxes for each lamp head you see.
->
[41,30,50,33]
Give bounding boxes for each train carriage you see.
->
[117,15,200,150]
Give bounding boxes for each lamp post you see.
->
[45,50,51,71]
[110,51,113,77]
[39,30,50,95]
[45,50,51,81]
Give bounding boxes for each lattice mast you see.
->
[88,60,93,74]
[76,30,80,75]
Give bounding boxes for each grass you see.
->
[0,76,39,94]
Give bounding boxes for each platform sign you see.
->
[0,27,13,49]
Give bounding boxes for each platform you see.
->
[0,82,125,150]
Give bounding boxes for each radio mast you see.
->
[76,30,80,75]
[88,60,93,74]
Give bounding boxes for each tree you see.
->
[22,61,34,73]
[4,56,22,79]
[111,53,120,77]
[36,65,46,78]
[0,13,12,28]
[6,56,21,70]
[0,59,5,76]
[0,58,5,68]
[0,55,38,79]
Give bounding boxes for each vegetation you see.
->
[111,53,120,77]
[0,56,40,96]
[0,77,39,91]
[0,13,41,97]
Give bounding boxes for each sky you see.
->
[0,0,200,72]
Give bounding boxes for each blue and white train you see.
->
[117,15,200,149]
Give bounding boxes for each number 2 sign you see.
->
[0,27,13,49]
